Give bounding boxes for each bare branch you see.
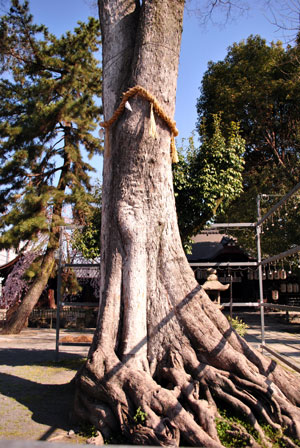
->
[186,0,249,27]
[267,0,300,43]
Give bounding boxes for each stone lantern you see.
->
[202,268,230,305]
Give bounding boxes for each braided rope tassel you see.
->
[149,103,157,139]
[100,85,179,163]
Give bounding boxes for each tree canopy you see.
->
[0,0,102,248]
[173,114,245,247]
[197,34,300,187]
[196,34,300,256]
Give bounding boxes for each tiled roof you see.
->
[187,233,250,262]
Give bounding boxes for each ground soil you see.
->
[0,328,94,444]
[0,312,299,445]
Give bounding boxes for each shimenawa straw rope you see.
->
[100,85,179,163]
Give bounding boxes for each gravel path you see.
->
[0,329,93,444]
[235,311,300,377]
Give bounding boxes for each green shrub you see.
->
[227,316,249,337]
[216,409,257,447]
[78,423,98,438]
[133,407,147,425]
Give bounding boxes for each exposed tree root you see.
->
[91,0,300,445]
[74,262,300,447]
[74,328,300,447]
[74,277,300,447]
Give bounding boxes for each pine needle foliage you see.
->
[0,0,103,252]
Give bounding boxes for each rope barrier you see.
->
[100,85,179,163]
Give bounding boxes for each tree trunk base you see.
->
[86,2,300,445]
[74,296,300,447]
[1,308,29,335]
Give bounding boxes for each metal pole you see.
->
[256,195,265,347]
[208,222,256,228]
[257,180,300,227]
[55,227,63,362]
[229,273,233,319]
[260,245,300,265]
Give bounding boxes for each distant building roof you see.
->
[0,255,20,277]
[187,233,250,263]
[0,249,18,267]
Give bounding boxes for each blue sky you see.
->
[25,0,289,176]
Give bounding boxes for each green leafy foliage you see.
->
[0,0,103,254]
[197,35,300,184]
[216,409,258,447]
[72,182,101,259]
[78,423,98,438]
[173,115,245,246]
[227,316,248,337]
[261,424,300,448]
[216,418,249,447]
[133,407,147,425]
[197,35,300,255]
[217,409,300,448]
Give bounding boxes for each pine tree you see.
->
[0,0,102,333]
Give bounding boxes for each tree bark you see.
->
[74,1,300,446]
[2,133,71,335]
[1,248,56,334]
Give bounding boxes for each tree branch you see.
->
[187,0,249,26]
[27,165,64,179]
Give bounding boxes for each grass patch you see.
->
[216,409,300,448]
[4,358,87,383]
[216,409,257,447]
[39,357,87,370]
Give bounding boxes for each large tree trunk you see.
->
[74,1,300,446]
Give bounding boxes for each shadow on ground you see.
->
[0,348,84,367]
[0,348,86,442]
[0,371,75,438]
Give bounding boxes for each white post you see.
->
[256,195,265,347]
[0,277,4,308]
[55,228,63,361]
